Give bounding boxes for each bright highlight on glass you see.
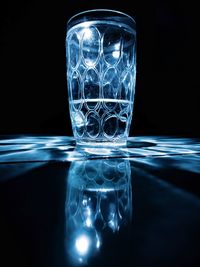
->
[66,9,136,147]
[65,158,132,264]
[75,234,90,255]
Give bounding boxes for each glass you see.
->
[65,159,132,264]
[66,9,136,147]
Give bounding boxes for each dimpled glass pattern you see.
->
[65,159,132,263]
[66,159,132,232]
[66,10,136,146]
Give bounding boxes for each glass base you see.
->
[75,139,127,148]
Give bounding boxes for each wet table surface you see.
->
[0,135,200,267]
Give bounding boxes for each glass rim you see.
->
[67,9,136,30]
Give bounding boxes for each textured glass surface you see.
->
[65,159,132,264]
[66,10,136,147]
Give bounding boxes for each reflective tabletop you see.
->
[0,136,200,267]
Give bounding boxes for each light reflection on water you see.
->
[0,135,199,162]
[0,135,200,183]
[0,136,200,265]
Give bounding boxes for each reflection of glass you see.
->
[66,9,136,147]
[65,159,132,264]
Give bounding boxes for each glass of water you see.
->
[66,9,136,147]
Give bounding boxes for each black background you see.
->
[0,0,199,137]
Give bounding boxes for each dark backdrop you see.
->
[0,0,199,137]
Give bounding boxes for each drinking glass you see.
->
[66,9,136,147]
[65,159,132,263]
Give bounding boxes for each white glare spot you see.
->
[82,199,87,205]
[83,28,92,39]
[75,235,90,255]
[112,51,120,58]
[114,43,120,50]
[73,112,84,127]
[96,238,100,249]
[86,218,92,227]
[86,207,91,216]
